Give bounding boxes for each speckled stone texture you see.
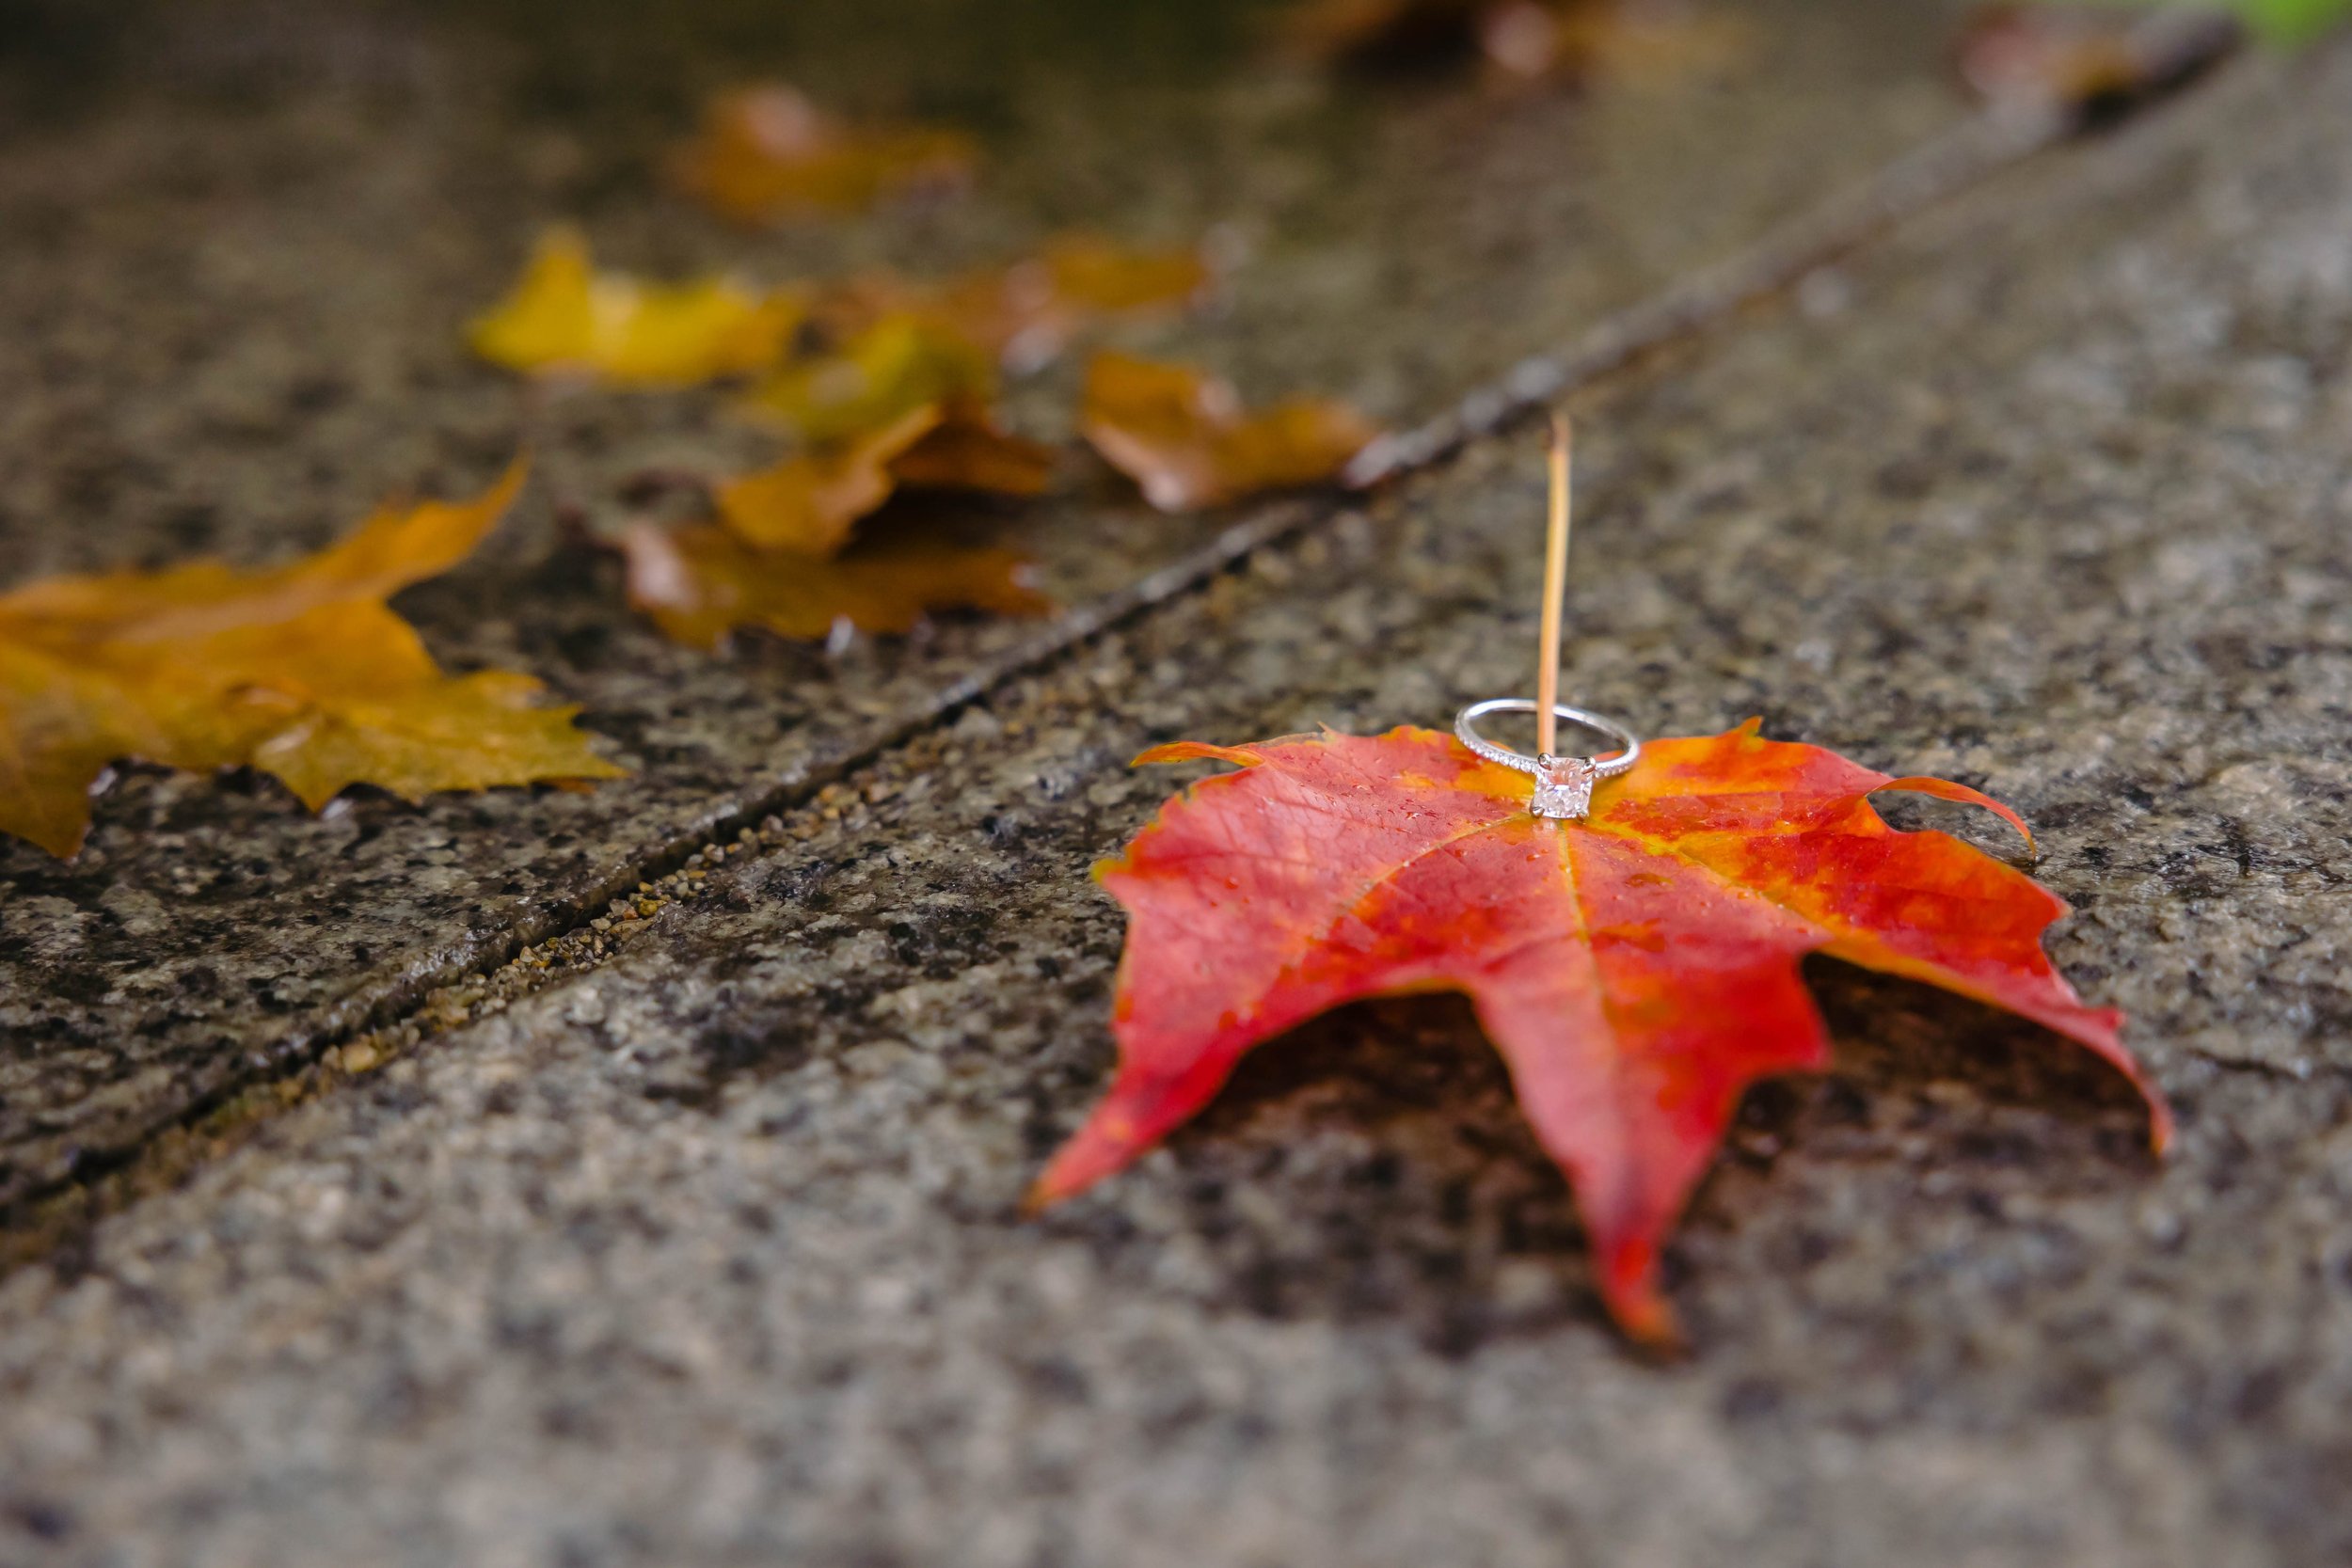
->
[0,30,2347,1567]
[0,0,1977,1206]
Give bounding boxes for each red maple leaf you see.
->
[1030,721,2168,1343]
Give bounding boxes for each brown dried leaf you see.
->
[621,523,1053,649]
[887,407,1058,499]
[722,294,1059,552]
[815,235,1213,372]
[1080,352,1378,512]
[674,84,975,224]
[715,406,946,556]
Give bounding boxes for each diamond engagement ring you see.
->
[1454,699,1641,820]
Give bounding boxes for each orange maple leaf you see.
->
[715,406,941,558]
[469,228,802,387]
[1030,722,2168,1344]
[1081,352,1379,512]
[818,236,1216,372]
[619,522,1053,650]
[0,462,625,858]
[673,84,975,224]
[714,401,1056,557]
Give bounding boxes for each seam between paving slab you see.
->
[0,18,2242,1241]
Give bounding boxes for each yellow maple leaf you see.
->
[742,315,996,444]
[0,461,626,858]
[469,229,803,387]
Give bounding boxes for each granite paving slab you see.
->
[0,0,2017,1206]
[1,31,2347,1567]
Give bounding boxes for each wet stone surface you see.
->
[1,36,2349,1567]
[0,0,1979,1205]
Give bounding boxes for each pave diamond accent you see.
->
[1530,754,1597,819]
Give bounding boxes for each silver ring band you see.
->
[1454,699,1640,777]
[1454,700,1640,820]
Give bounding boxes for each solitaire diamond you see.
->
[1530,754,1597,819]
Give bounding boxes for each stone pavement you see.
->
[4,5,2351,1566]
[0,0,1980,1208]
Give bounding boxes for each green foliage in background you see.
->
[2116,0,2352,43]
[2229,0,2352,41]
